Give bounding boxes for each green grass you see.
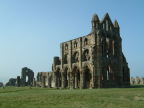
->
[0,87,144,108]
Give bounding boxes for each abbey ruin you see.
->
[6,67,34,87]
[36,13,130,89]
[6,13,130,89]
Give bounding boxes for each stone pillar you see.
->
[79,38,82,89]
[67,72,70,88]
[61,72,64,88]
[17,76,21,87]
[57,73,61,88]
[80,71,83,89]
[70,72,74,89]
[54,72,58,88]
[91,67,95,88]
[75,73,78,88]
[95,31,102,88]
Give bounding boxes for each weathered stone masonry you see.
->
[37,72,53,87]
[6,67,34,87]
[20,67,34,86]
[50,13,130,89]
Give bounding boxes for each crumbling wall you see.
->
[36,72,53,88]
[130,77,144,85]
[6,78,17,86]
[51,13,130,89]
[21,67,34,86]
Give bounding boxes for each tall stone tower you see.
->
[51,13,130,89]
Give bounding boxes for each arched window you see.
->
[83,66,92,88]
[106,66,110,80]
[112,40,115,55]
[106,50,109,58]
[83,49,90,61]
[106,37,109,49]
[84,38,88,46]
[63,67,68,88]
[55,68,61,88]
[73,52,79,63]
[64,53,68,64]
[72,66,80,88]
[106,20,109,31]
[74,41,78,48]
[103,23,105,29]
[65,44,68,50]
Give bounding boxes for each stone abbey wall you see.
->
[20,67,34,86]
[36,72,53,87]
[37,13,130,89]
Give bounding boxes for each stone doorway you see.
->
[63,68,68,88]
[83,66,92,88]
[55,68,61,88]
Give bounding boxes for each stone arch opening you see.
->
[83,66,92,88]
[106,66,110,80]
[55,68,61,88]
[64,53,68,64]
[72,66,80,88]
[65,44,68,50]
[107,70,109,80]
[84,38,88,46]
[73,51,79,63]
[106,50,109,58]
[42,76,46,87]
[83,49,90,61]
[63,67,68,88]
[26,76,28,83]
[21,67,34,86]
[112,40,115,55]
[74,41,78,48]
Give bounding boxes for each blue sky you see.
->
[0,0,144,83]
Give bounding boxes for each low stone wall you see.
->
[37,72,53,88]
[130,77,144,85]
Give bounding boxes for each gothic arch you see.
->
[106,65,114,81]
[84,38,88,46]
[74,41,78,48]
[63,67,69,88]
[72,66,80,88]
[55,67,61,88]
[73,51,79,63]
[72,64,79,70]
[64,53,68,64]
[21,67,34,86]
[65,44,68,50]
[83,62,92,70]
[83,49,90,61]
[83,65,92,88]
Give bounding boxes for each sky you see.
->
[0,0,144,83]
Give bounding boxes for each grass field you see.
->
[0,86,144,108]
